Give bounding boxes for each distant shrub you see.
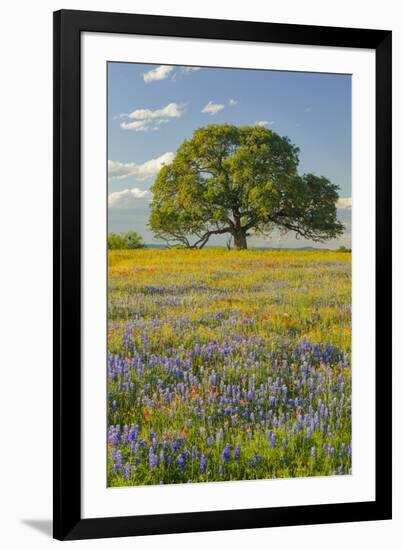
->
[108,231,145,250]
[336,246,351,253]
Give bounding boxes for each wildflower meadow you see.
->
[108,249,351,486]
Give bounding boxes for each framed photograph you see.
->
[53,9,392,540]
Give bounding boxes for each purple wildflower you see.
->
[221,443,231,462]
[200,455,207,474]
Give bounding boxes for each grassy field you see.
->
[107,249,352,486]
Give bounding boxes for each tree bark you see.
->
[233,229,248,249]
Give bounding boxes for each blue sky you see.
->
[108,62,351,248]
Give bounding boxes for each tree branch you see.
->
[191,226,234,248]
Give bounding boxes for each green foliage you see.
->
[108,231,145,250]
[336,246,351,253]
[149,124,344,249]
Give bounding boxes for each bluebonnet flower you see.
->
[149,451,158,469]
[108,312,351,485]
[183,446,190,461]
[200,455,207,474]
[221,444,231,462]
[112,449,122,467]
[310,447,317,459]
[177,454,185,471]
[128,424,139,443]
[108,427,120,446]
[112,449,123,473]
[122,463,131,480]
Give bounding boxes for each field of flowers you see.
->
[108,249,351,486]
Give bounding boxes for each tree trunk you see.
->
[233,229,248,249]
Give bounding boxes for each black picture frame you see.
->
[53,9,392,541]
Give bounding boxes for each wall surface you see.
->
[0,0,400,548]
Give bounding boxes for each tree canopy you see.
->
[108,231,145,250]
[149,124,344,249]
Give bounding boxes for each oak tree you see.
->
[149,124,343,249]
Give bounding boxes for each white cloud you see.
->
[255,120,274,127]
[126,102,185,121]
[120,102,185,131]
[108,188,150,209]
[120,120,150,132]
[202,101,225,115]
[337,197,352,210]
[143,65,174,83]
[108,152,174,181]
[143,65,201,83]
[229,98,238,106]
